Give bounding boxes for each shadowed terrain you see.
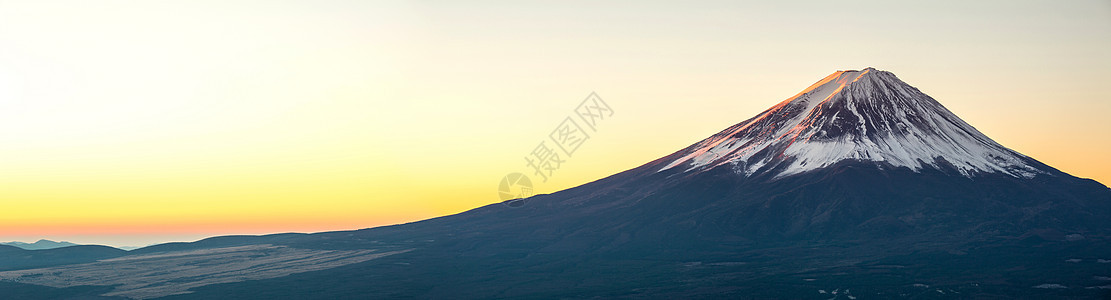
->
[0,245,409,299]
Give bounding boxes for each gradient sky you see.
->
[1,0,1109,247]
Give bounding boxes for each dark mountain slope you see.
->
[161,158,1111,299]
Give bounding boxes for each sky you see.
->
[1,0,1108,247]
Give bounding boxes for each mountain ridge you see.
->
[0,240,79,250]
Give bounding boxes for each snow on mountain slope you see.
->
[660,68,1044,179]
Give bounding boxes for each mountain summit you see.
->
[661,68,1043,179]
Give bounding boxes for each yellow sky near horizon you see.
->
[1,0,1109,247]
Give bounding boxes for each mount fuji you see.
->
[151,68,1111,299]
[2,68,1108,299]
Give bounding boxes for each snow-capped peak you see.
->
[659,68,1044,179]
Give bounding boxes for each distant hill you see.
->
[0,240,79,250]
[0,245,128,271]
